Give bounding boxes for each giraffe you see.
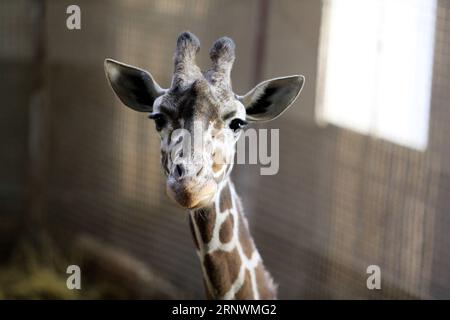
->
[104,31,304,299]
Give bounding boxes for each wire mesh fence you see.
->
[1,0,450,299]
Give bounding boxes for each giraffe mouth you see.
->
[166,176,217,209]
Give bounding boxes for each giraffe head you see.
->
[105,32,304,210]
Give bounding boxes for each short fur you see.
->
[104,31,305,300]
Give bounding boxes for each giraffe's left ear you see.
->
[238,75,305,122]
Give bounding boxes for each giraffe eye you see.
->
[229,118,247,132]
[149,113,167,131]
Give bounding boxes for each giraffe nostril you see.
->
[175,164,184,178]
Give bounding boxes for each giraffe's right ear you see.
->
[104,58,165,112]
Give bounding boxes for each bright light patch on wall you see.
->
[316,0,437,151]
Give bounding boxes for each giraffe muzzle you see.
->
[166,176,217,209]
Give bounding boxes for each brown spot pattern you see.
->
[235,269,254,299]
[213,162,223,173]
[193,208,216,244]
[213,120,223,130]
[189,182,275,300]
[219,214,234,243]
[203,248,241,297]
[219,184,233,212]
[212,148,225,173]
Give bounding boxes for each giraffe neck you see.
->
[188,179,277,300]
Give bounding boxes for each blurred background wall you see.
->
[1,0,450,299]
